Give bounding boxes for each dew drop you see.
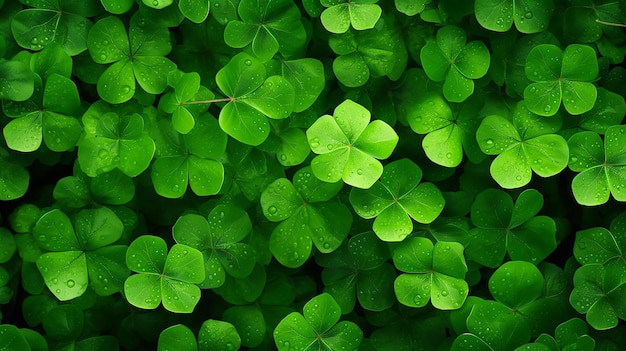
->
[244,59,252,66]
[310,137,320,148]
[66,280,75,288]
[268,205,278,214]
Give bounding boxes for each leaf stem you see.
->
[181,97,234,105]
[595,19,626,28]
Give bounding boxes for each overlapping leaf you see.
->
[475,0,554,34]
[320,0,382,34]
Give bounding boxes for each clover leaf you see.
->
[524,44,598,116]
[78,100,155,177]
[530,318,596,351]
[406,92,485,167]
[273,293,363,351]
[564,88,626,135]
[159,70,215,134]
[0,59,34,101]
[475,0,554,34]
[306,99,398,189]
[420,25,490,103]
[215,52,295,145]
[567,126,626,206]
[574,211,626,273]
[178,0,211,23]
[277,58,325,113]
[53,169,136,208]
[392,236,469,310]
[224,0,307,61]
[158,321,243,351]
[316,232,395,313]
[0,229,16,264]
[349,159,445,242]
[570,264,626,330]
[466,188,557,268]
[158,324,197,351]
[564,1,625,43]
[260,166,352,268]
[319,0,382,34]
[87,15,177,103]
[328,17,408,87]
[173,204,255,289]
[0,147,29,201]
[395,0,431,16]
[476,102,569,189]
[33,207,128,300]
[11,0,98,55]
[2,73,82,152]
[0,325,30,351]
[124,235,204,313]
[150,114,227,198]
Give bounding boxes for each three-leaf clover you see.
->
[260,166,352,268]
[392,236,469,310]
[406,92,485,167]
[78,100,156,177]
[87,15,177,103]
[320,0,382,34]
[574,211,626,273]
[33,207,129,300]
[567,125,626,206]
[476,102,569,189]
[316,232,396,313]
[570,264,626,330]
[150,114,227,198]
[172,204,255,289]
[349,159,445,242]
[11,0,98,55]
[420,25,490,103]
[124,235,204,313]
[474,0,554,34]
[306,99,398,189]
[159,70,215,134]
[215,52,295,146]
[273,293,363,351]
[466,188,557,268]
[2,73,82,152]
[224,0,307,61]
[157,320,242,351]
[524,44,598,116]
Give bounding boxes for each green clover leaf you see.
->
[420,25,490,103]
[392,236,468,310]
[574,211,626,274]
[0,59,35,101]
[349,159,445,242]
[2,73,82,153]
[564,2,624,43]
[158,324,197,351]
[565,88,626,135]
[11,0,98,55]
[567,125,626,206]
[33,207,128,300]
[124,235,204,313]
[87,15,176,104]
[570,264,626,330]
[476,102,569,189]
[215,52,295,146]
[0,147,30,201]
[466,188,557,268]
[260,166,351,268]
[178,0,211,23]
[273,293,363,351]
[406,92,485,167]
[524,44,598,116]
[320,0,382,34]
[173,204,255,289]
[475,0,554,34]
[53,169,136,208]
[224,0,307,61]
[159,70,215,134]
[306,99,398,189]
[150,114,227,198]
[78,100,156,177]
[317,232,395,313]
[328,18,408,87]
